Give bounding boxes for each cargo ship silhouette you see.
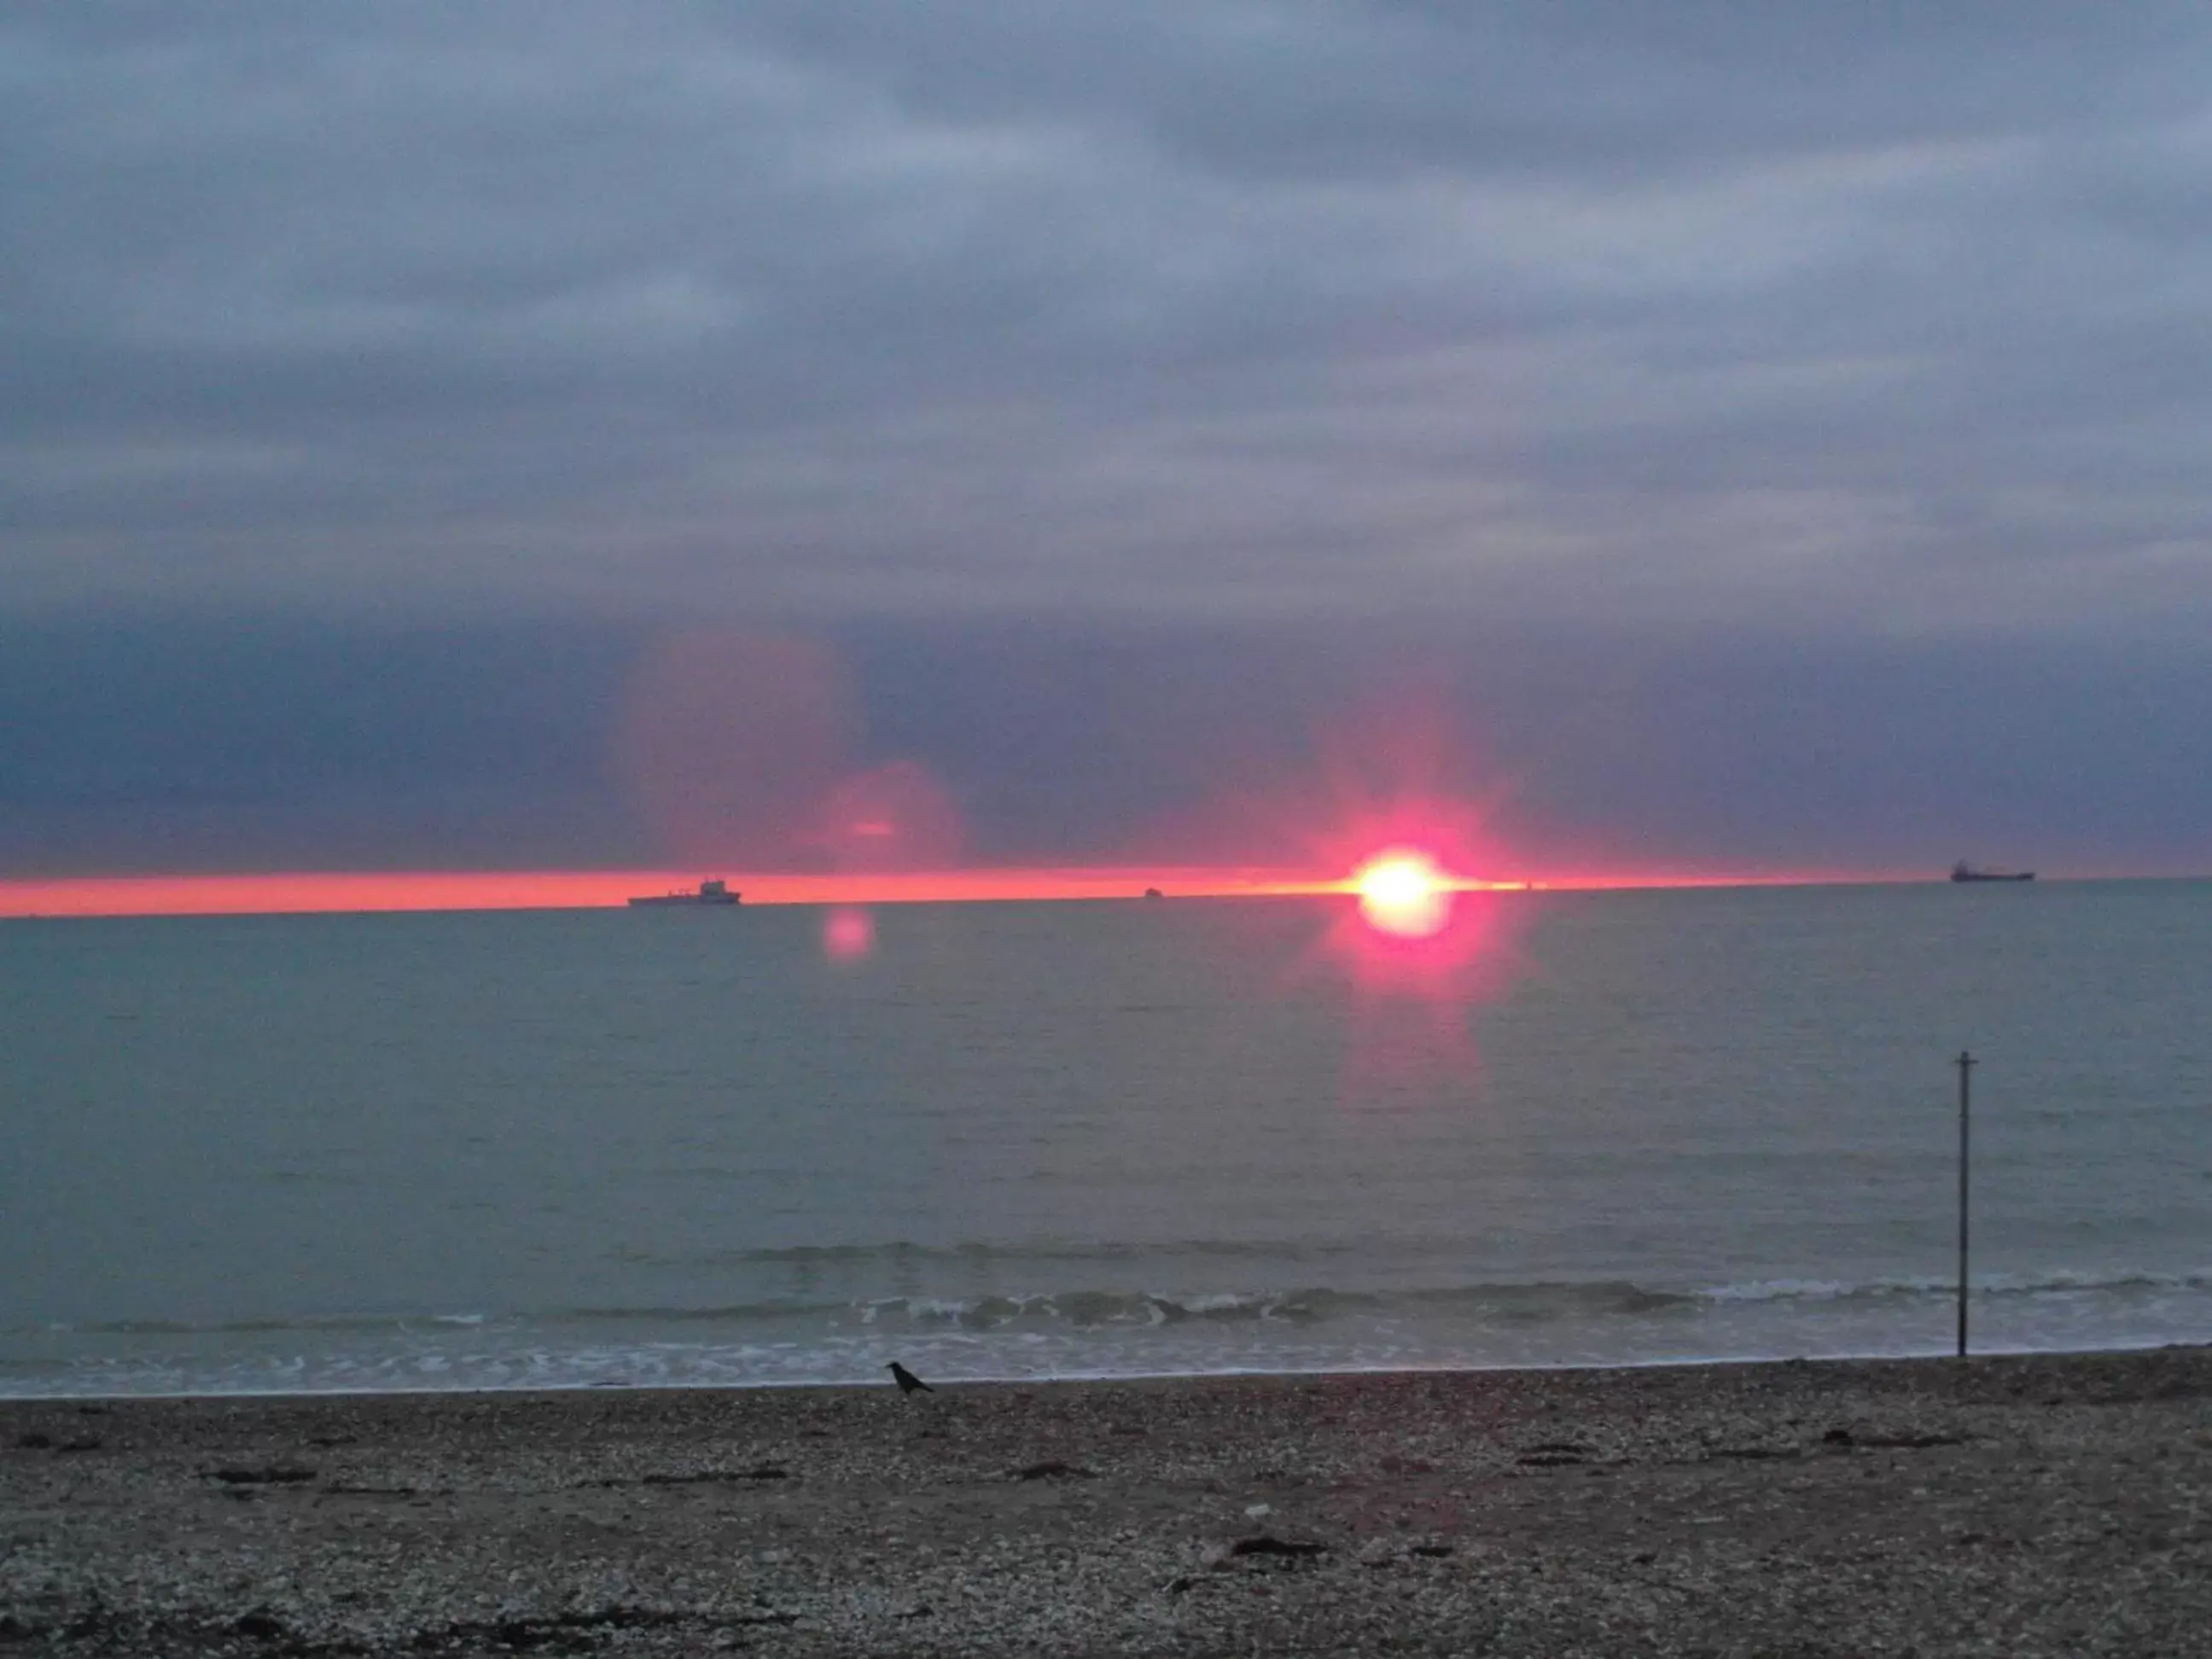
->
[628,878,741,907]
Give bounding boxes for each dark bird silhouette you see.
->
[887,1361,933,1395]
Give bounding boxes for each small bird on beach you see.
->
[887,1361,934,1395]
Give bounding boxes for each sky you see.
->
[4,3,2210,898]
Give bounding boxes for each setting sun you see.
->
[1354,848,1452,938]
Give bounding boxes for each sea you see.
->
[3,881,2209,1398]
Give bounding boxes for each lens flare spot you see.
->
[614,631,856,868]
[823,905,876,962]
[817,761,965,873]
[1355,849,1452,938]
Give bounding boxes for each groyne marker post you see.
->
[1956,1049,1975,1359]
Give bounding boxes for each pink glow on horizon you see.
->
[0,864,1942,921]
[0,865,1327,920]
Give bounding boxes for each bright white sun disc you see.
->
[1354,850,1452,938]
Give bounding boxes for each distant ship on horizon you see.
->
[628,878,741,907]
[1951,861,2035,884]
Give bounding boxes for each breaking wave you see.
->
[603,1237,1373,1270]
[1697,1268,2212,1304]
[23,1266,2209,1344]
[9,1261,2212,1397]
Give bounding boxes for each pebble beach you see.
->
[5,1347,2210,1656]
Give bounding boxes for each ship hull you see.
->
[628,879,741,906]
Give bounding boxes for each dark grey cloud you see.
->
[7,1,2210,632]
[740,1,2207,186]
[3,615,2207,878]
[3,6,2209,874]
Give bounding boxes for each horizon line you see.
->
[0,862,2111,920]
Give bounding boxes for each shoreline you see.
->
[6,1331,2205,1405]
[7,1345,2209,1655]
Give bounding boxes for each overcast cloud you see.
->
[3,4,2209,875]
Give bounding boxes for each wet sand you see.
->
[5,1348,2210,1656]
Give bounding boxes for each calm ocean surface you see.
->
[3,882,2209,1396]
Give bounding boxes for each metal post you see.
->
[1956,1050,1975,1359]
